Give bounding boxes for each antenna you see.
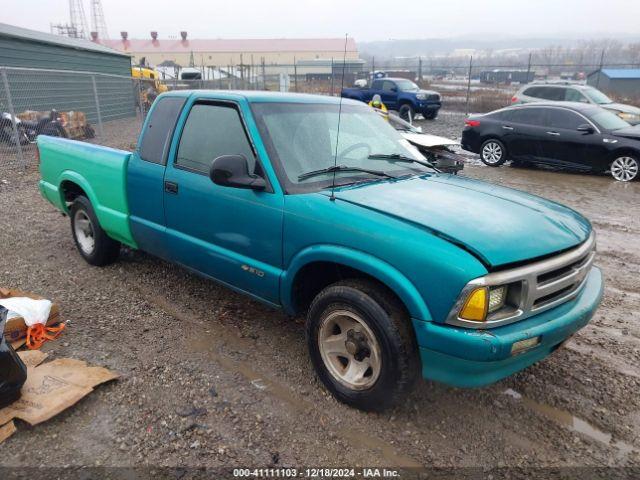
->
[330,34,349,202]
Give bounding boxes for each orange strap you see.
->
[26,323,66,350]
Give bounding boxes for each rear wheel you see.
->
[480,139,507,166]
[306,279,420,411]
[610,155,638,182]
[70,196,120,266]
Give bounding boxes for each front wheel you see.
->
[398,104,415,122]
[610,155,639,182]
[480,139,507,166]
[70,196,120,266]
[306,279,420,411]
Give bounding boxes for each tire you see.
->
[70,196,120,266]
[610,155,639,182]
[398,104,415,122]
[480,138,507,166]
[306,279,420,411]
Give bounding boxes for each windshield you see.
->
[251,102,432,193]
[395,80,420,92]
[591,109,630,130]
[583,87,613,105]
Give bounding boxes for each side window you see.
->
[546,109,584,130]
[523,87,542,98]
[510,108,546,126]
[382,80,396,92]
[565,89,588,103]
[139,96,186,165]
[371,80,383,90]
[176,103,256,175]
[539,87,565,101]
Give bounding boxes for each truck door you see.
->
[127,95,186,259]
[381,80,398,109]
[162,99,284,304]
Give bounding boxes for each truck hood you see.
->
[330,174,591,268]
[402,132,459,148]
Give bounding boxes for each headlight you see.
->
[458,285,509,322]
[416,93,427,100]
[618,112,640,122]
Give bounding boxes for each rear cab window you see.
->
[139,96,186,165]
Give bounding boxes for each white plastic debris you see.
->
[0,297,52,327]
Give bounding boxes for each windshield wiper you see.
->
[298,164,396,181]
[368,153,436,170]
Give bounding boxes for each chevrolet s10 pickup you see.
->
[38,91,603,411]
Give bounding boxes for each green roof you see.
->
[0,22,130,57]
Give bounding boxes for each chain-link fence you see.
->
[2,55,639,170]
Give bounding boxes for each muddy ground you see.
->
[0,112,639,478]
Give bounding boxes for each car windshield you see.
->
[583,87,613,105]
[591,109,631,130]
[251,102,432,193]
[395,80,420,92]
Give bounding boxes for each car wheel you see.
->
[70,196,120,266]
[306,279,420,411]
[480,139,507,166]
[610,155,639,182]
[398,104,415,122]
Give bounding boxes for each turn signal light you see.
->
[459,287,488,322]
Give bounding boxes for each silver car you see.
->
[512,83,640,125]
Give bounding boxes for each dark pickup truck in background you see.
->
[341,77,442,120]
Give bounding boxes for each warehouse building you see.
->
[0,23,134,121]
[94,31,359,72]
[587,69,640,99]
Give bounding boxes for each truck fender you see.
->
[280,244,433,322]
[55,170,101,215]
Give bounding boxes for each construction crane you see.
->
[90,0,109,40]
[68,0,89,38]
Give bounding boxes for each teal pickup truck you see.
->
[38,91,603,411]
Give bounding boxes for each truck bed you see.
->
[38,136,137,248]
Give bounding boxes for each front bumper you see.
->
[418,102,441,114]
[412,266,603,387]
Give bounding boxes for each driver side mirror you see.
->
[209,154,266,190]
[577,124,595,134]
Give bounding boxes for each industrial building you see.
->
[0,23,130,75]
[94,32,359,71]
[0,23,134,122]
[587,69,640,99]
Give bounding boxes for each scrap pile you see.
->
[0,288,118,444]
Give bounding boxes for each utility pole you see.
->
[465,56,473,115]
[526,52,532,84]
[596,49,605,88]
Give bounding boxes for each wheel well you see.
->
[60,181,88,206]
[290,261,409,317]
[609,148,639,165]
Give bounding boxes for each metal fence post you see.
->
[465,56,473,115]
[294,57,298,92]
[418,56,422,82]
[1,68,25,169]
[91,75,104,138]
[526,52,532,84]
[330,58,334,96]
[596,49,605,88]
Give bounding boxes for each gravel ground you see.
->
[0,112,639,477]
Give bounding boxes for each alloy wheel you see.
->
[318,309,382,390]
[482,141,503,164]
[611,156,638,182]
[74,210,96,255]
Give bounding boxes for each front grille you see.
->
[446,231,596,329]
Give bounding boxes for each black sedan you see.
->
[461,102,640,181]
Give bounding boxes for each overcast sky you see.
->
[4,0,639,41]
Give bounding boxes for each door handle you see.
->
[546,131,560,136]
[502,125,514,130]
[164,181,178,194]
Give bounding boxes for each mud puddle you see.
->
[139,287,424,469]
[503,389,635,458]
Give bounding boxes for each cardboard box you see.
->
[0,288,61,343]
